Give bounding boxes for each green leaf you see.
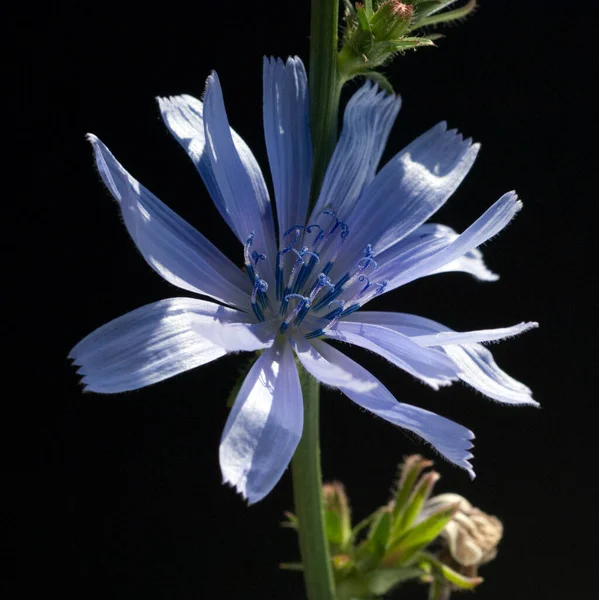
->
[362,71,394,94]
[365,567,424,595]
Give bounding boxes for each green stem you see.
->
[309,0,341,210]
[291,368,336,600]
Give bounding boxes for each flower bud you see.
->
[423,493,503,578]
[323,482,352,550]
[370,1,415,40]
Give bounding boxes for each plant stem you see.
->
[308,0,341,210]
[291,368,336,600]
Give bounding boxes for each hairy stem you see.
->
[291,367,336,600]
[308,0,341,210]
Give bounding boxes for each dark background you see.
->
[11,1,596,598]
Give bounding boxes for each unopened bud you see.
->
[423,493,503,579]
[323,482,352,549]
[371,1,414,40]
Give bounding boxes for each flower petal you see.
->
[347,311,538,405]
[70,298,271,394]
[203,72,277,280]
[386,223,499,282]
[376,192,522,293]
[294,338,475,476]
[87,135,251,309]
[324,321,458,390]
[263,57,312,244]
[335,122,479,274]
[158,93,249,236]
[310,81,401,221]
[220,341,303,504]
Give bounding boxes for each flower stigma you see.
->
[242,211,387,338]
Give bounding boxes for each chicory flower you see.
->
[70,57,537,504]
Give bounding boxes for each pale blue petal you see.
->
[409,321,539,347]
[294,338,475,477]
[70,299,272,394]
[324,321,458,390]
[387,223,499,282]
[347,311,538,405]
[310,81,401,220]
[87,135,251,309]
[220,341,302,504]
[263,57,311,243]
[203,72,277,281]
[335,122,479,274]
[158,94,252,236]
[376,192,522,293]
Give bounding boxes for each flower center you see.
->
[243,212,388,338]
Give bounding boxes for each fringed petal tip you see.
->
[360,77,402,103]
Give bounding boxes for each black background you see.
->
[11,1,596,599]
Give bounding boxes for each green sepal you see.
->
[418,552,483,590]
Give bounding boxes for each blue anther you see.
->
[293,302,312,327]
[285,293,309,304]
[279,294,310,334]
[339,303,360,318]
[252,303,265,322]
[293,253,320,294]
[251,279,268,321]
[304,328,325,340]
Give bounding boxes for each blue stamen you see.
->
[280,294,310,334]
[293,253,320,293]
[251,279,268,322]
[312,272,350,311]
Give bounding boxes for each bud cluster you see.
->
[339,1,478,90]
[283,455,500,600]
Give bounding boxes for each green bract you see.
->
[339,0,478,87]
[283,456,486,600]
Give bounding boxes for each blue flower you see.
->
[70,57,538,504]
